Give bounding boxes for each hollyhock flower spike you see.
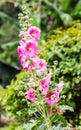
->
[17,24,66,129]
[25,40,38,58]
[45,91,60,106]
[27,26,40,42]
[27,90,37,101]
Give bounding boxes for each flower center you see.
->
[31,32,35,37]
[28,46,32,51]
[51,95,55,101]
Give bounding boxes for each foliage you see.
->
[1,0,81,32]
[41,0,81,31]
[0,86,4,115]
[2,71,29,119]
[2,70,74,129]
[0,6,19,66]
[39,20,81,126]
[0,123,23,130]
[0,41,19,66]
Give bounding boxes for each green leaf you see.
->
[50,113,67,126]
[28,108,37,115]
[23,119,39,130]
[59,105,74,112]
[51,124,65,130]
[0,41,19,49]
[62,0,72,12]
[71,0,81,17]
[42,0,72,27]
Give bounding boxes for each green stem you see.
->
[42,105,51,130]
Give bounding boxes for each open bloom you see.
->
[25,40,38,58]
[19,55,31,71]
[32,57,47,73]
[27,26,40,41]
[27,90,36,101]
[45,91,60,106]
[17,46,25,56]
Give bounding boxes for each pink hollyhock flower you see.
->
[23,62,31,71]
[58,81,64,93]
[27,26,40,41]
[20,40,25,46]
[27,90,36,101]
[32,57,47,73]
[19,55,27,66]
[25,40,38,58]
[17,46,25,56]
[39,74,51,95]
[36,59,47,73]
[45,91,60,106]
[19,55,31,71]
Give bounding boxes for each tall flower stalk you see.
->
[17,26,64,129]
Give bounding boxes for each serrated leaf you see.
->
[23,119,39,130]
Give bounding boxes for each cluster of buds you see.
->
[17,26,64,115]
[18,4,32,32]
